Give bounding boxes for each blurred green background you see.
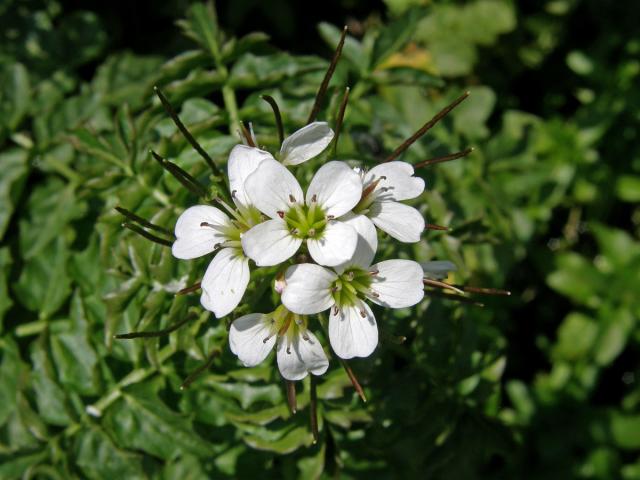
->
[1,0,639,478]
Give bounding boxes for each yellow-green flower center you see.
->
[331,267,373,307]
[284,202,327,239]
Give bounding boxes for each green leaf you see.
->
[610,413,640,450]
[452,86,496,139]
[70,127,128,170]
[372,8,423,67]
[0,450,48,480]
[616,175,640,202]
[14,236,72,319]
[104,387,213,459]
[553,312,599,361]
[244,426,311,454]
[74,427,145,480]
[18,178,86,259]
[0,248,13,329]
[30,341,73,426]
[49,292,99,395]
[0,337,24,427]
[318,22,369,74]
[547,252,604,307]
[177,3,222,61]
[0,148,29,241]
[221,31,270,64]
[229,53,326,89]
[0,62,30,134]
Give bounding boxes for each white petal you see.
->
[280,122,334,166]
[421,260,457,279]
[369,259,424,308]
[172,205,230,259]
[329,301,378,359]
[282,264,336,314]
[334,213,377,273]
[241,219,302,266]
[365,161,425,201]
[229,313,276,367]
[228,145,274,208]
[276,330,329,381]
[306,161,362,217]
[307,220,357,267]
[245,159,303,219]
[369,200,424,243]
[200,248,250,318]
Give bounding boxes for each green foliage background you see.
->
[1,0,639,478]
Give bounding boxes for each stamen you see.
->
[307,228,316,237]
[262,331,277,344]
[384,91,471,162]
[239,121,256,147]
[369,269,379,276]
[302,331,310,341]
[311,194,317,203]
[369,290,380,298]
[248,122,257,146]
[231,189,237,199]
[287,346,291,354]
[332,305,340,316]
[277,210,285,218]
[361,175,387,199]
[359,309,366,318]
[326,215,335,220]
[346,271,355,281]
[290,228,300,235]
[288,194,296,203]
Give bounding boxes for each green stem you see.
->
[222,83,240,135]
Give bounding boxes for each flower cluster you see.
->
[171,121,430,381]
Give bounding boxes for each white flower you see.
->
[281,213,424,359]
[279,122,334,166]
[352,161,425,242]
[171,145,269,318]
[241,160,362,267]
[229,305,329,381]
